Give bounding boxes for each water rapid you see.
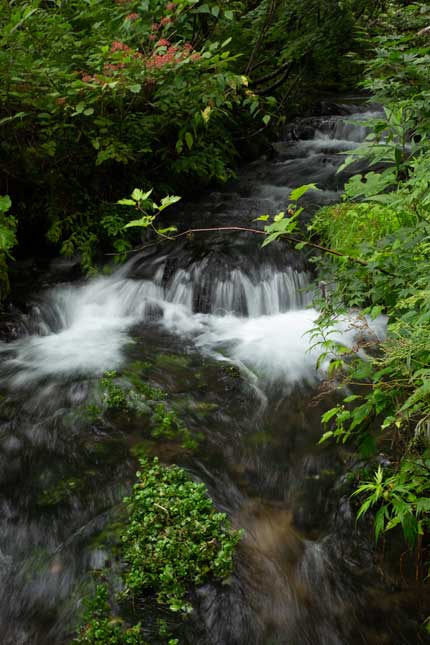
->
[0,102,424,644]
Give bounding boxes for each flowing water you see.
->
[0,103,427,644]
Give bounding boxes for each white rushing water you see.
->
[0,264,385,389]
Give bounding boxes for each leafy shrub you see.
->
[121,457,241,612]
[310,202,411,257]
[0,0,259,268]
[74,457,241,641]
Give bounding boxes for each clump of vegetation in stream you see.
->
[87,370,200,451]
[122,457,241,611]
[74,457,241,644]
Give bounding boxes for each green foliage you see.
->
[0,195,17,299]
[0,0,261,273]
[121,457,242,612]
[74,585,144,645]
[74,458,241,642]
[257,182,316,246]
[353,459,430,547]
[306,5,430,560]
[120,187,180,235]
[0,0,386,285]
[310,201,413,257]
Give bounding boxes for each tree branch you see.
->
[108,225,398,277]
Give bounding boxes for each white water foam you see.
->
[0,267,386,390]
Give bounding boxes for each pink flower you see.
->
[148,34,156,41]
[166,2,176,10]
[81,74,94,82]
[111,41,125,52]
[56,97,66,105]
[190,52,201,61]
[151,22,160,31]
[156,38,170,47]
[160,16,172,25]
[126,12,139,21]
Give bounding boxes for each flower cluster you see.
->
[147,41,200,69]
[79,35,201,86]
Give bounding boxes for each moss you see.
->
[37,476,86,507]
[155,354,190,369]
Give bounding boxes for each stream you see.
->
[0,101,427,644]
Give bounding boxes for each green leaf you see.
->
[124,215,155,229]
[319,431,334,444]
[401,513,418,547]
[185,132,194,150]
[357,497,374,520]
[156,195,181,212]
[262,115,271,126]
[131,188,152,202]
[74,101,85,115]
[129,84,142,94]
[117,199,136,206]
[374,506,387,541]
[289,183,317,201]
[0,195,12,214]
[321,407,341,424]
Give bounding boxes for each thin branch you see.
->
[251,59,292,87]
[106,224,398,277]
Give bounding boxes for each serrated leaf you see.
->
[289,183,317,201]
[156,195,181,212]
[124,215,155,229]
[374,506,387,541]
[117,199,136,206]
[131,188,152,202]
